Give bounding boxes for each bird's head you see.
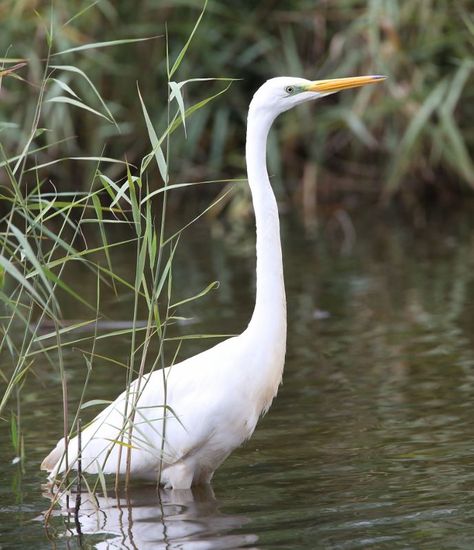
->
[250,75,386,119]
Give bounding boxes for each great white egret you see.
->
[42,75,385,489]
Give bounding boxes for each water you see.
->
[1,210,474,548]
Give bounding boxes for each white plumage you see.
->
[42,75,384,488]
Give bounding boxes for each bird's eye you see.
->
[285,85,295,94]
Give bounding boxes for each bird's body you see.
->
[42,74,384,488]
[43,327,285,488]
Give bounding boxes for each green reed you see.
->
[0,0,235,506]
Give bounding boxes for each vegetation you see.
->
[0,0,236,507]
[0,0,473,217]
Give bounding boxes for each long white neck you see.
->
[245,104,287,343]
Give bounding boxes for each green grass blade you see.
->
[46,96,113,123]
[50,64,117,125]
[168,82,232,135]
[49,78,80,99]
[52,36,161,56]
[91,194,117,292]
[169,81,187,136]
[140,178,242,204]
[34,319,98,342]
[137,84,168,184]
[169,0,208,78]
[0,255,51,316]
[26,156,129,172]
[171,281,219,309]
[8,224,56,310]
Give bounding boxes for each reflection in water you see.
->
[46,485,258,549]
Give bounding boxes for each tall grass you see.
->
[0,0,472,216]
[0,0,236,512]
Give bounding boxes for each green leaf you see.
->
[165,333,234,341]
[168,82,232,136]
[137,85,168,185]
[26,156,128,172]
[169,0,208,78]
[164,186,235,245]
[169,81,187,136]
[49,78,79,99]
[10,413,18,449]
[99,173,132,207]
[52,36,161,56]
[50,64,116,125]
[137,84,168,184]
[442,59,473,114]
[92,194,116,290]
[64,0,101,26]
[171,280,219,309]
[127,165,142,232]
[168,78,236,138]
[0,254,51,314]
[104,438,139,450]
[46,96,112,122]
[140,178,242,205]
[0,136,76,169]
[145,198,157,266]
[34,319,97,342]
[9,223,57,309]
[439,110,474,188]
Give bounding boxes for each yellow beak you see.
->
[305,75,386,94]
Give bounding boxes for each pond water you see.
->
[1,208,474,549]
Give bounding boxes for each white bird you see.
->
[42,75,385,489]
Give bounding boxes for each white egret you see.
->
[42,75,385,489]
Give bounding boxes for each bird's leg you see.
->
[163,461,195,490]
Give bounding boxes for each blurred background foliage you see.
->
[0,0,473,221]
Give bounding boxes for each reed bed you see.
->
[1,0,472,215]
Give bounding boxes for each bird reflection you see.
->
[44,483,259,549]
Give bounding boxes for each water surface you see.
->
[1,210,474,548]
